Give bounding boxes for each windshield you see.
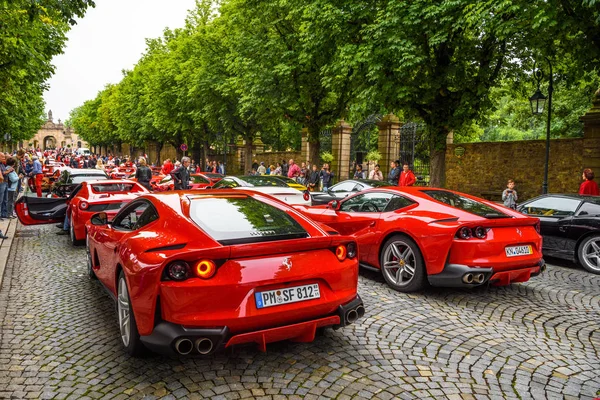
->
[423,190,509,219]
[360,179,392,188]
[189,195,308,245]
[242,176,288,187]
[91,183,139,193]
[71,174,107,184]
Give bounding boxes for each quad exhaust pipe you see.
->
[174,338,194,355]
[195,338,213,355]
[173,337,215,355]
[462,272,486,285]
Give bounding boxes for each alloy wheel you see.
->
[580,237,600,273]
[117,277,131,347]
[382,240,416,287]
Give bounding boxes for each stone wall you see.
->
[446,138,584,202]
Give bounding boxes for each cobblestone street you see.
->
[0,223,599,400]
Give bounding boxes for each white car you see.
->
[209,176,312,205]
[76,148,91,156]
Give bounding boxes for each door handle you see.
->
[558,226,567,232]
[369,221,376,227]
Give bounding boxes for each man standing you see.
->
[287,159,300,180]
[388,160,400,185]
[218,161,225,175]
[171,157,191,190]
[320,164,334,191]
[257,162,266,175]
[353,164,365,180]
[29,156,43,197]
[399,162,416,186]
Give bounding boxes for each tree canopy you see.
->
[0,0,94,142]
[69,0,600,185]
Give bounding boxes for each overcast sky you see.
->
[43,0,198,122]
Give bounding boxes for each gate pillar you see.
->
[331,120,352,181]
[300,128,310,164]
[377,114,403,178]
[580,88,600,171]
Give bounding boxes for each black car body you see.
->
[52,168,108,197]
[518,194,600,274]
[310,179,392,205]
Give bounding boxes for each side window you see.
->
[340,192,395,213]
[384,195,415,212]
[134,206,159,229]
[521,197,581,217]
[112,201,152,231]
[576,202,600,217]
[352,183,365,192]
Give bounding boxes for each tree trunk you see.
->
[244,139,253,174]
[155,141,163,165]
[428,128,449,188]
[306,126,321,167]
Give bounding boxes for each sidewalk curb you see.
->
[0,219,18,289]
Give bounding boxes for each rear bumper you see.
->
[428,259,545,288]
[140,295,363,356]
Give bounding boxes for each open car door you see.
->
[15,195,67,225]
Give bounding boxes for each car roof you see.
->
[64,168,106,175]
[523,193,600,205]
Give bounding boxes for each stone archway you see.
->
[43,136,56,150]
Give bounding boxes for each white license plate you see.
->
[505,245,533,257]
[255,283,320,309]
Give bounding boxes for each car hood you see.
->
[88,193,143,202]
[235,186,303,195]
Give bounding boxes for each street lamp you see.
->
[529,59,553,195]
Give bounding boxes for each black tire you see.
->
[86,235,97,280]
[577,235,600,275]
[379,234,427,292]
[69,217,84,246]
[116,271,147,356]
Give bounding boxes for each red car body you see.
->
[295,186,545,292]
[15,180,149,245]
[110,164,137,179]
[85,190,363,356]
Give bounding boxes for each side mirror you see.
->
[328,200,340,210]
[91,212,108,226]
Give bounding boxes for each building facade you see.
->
[30,110,88,150]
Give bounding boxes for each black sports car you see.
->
[310,179,392,205]
[518,194,600,274]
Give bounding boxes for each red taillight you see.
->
[335,245,347,261]
[195,260,216,279]
[303,191,310,201]
[79,201,89,210]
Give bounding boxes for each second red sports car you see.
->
[16,180,149,245]
[85,190,363,356]
[296,186,545,292]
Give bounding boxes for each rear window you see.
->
[189,196,308,245]
[91,183,136,193]
[71,174,107,184]
[423,190,509,219]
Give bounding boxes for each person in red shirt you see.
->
[579,168,599,195]
[399,162,416,186]
[161,159,174,175]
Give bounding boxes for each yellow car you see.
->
[273,176,308,191]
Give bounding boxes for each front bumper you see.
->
[140,295,363,356]
[428,259,545,288]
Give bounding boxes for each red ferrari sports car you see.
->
[16,180,149,245]
[85,190,363,356]
[295,187,545,292]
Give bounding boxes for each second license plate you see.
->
[505,245,533,257]
[255,283,320,309]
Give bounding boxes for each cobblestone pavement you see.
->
[0,224,599,400]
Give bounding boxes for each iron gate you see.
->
[349,113,382,179]
[320,128,332,154]
[399,122,430,186]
